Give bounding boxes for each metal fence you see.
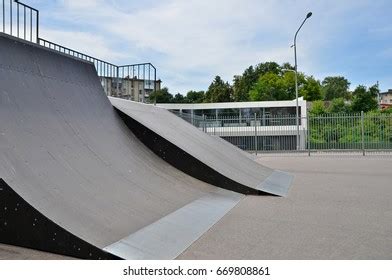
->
[1,0,157,99]
[1,0,39,43]
[173,111,392,154]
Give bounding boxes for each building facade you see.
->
[380,89,392,110]
[157,98,308,150]
[101,77,161,102]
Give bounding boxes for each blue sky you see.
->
[25,0,392,94]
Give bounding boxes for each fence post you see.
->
[36,10,39,43]
[203,114,206,133]
[307,115,311,156]
[254,113,258,155]
[116,67,120,97]
[361,111,365,156]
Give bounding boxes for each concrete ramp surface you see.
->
[111,98,293,196]
[0,34,242,259]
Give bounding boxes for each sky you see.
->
[24,0,392,94]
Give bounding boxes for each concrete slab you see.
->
[178,155,392,259]
[0,244,74,260]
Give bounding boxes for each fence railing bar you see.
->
[2,0,5,33]
[10,0,12,35]
[29,7,31,41]
[174,112,392,154]
[15,0,38,12]
[23,5,25,39]
[1,1,158,100]
[16,2,18,37]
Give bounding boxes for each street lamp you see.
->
[291,11,312,150]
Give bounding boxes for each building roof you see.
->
[156,98,306,110]
[380,89,392,95]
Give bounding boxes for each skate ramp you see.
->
[110,98,293,197]
[0,34,241,259]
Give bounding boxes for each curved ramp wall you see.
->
[0,34,240,259]
[110,98,293,197]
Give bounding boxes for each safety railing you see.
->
[1,0,157,100]
[39,38,118,78]
[173,111,392,155]
[1,0,39,42]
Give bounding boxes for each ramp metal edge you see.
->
[0,179,121,260]
[104,190,243,259]
[256,170,294,197]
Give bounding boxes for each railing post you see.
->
[36,9,39,43]
[10,0,12,35]
[17,2,19,37]
[361,111,365,156]
[2,0,5,33]
[203,114,206,133]
[307,115,311,156]
[254,113,258,155]
[116,66,120,97]
[154,67,157,93]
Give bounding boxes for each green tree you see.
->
[249,70,304,101]
[232,62,293,102]
[328,98,350,113]
[321,76,351,100]
[233,66,257,101]
[351,84,379,112]
[204,76,233,103]
[249,72,286,101]
[149,87,173,103]
[309,100,327,115]
[255,61,281,75]
[185,90,205,103]
[172,93,186,103]
[382,107,392,114]
[301,76,322,101]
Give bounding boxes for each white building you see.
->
[157,98,307,151]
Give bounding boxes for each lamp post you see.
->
[292,12,312,150]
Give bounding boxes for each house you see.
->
[380,89,392,110]
[101,76,161,102]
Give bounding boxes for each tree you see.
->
[232,62,293,102]
[254,61,281,75]
[149,87,173,103]
[249,72,285,101]
[204,76,233,103]
[321,76,350,100]
[172,93,186,103]
[185,90,205,103]
[382,107,392,114]
[301,76,322,101]
[233,66,258,102]
[328,98,350,113]
[351,84,379,112]
[309,100,327,115]
[249,70,305,101]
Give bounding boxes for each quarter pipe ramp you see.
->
[111,98,293,196]
[0,34,242,259]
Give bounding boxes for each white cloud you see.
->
[34,0,391,93]
[40,28,127,62]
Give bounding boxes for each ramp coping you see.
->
[256,170,294,197]
[103,190,243,260]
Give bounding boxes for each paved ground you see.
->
[2,154,391,260]
[0,244,74,260]
[179,154,392,259]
